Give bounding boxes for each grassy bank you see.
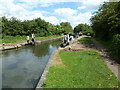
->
[1,35,26,43]
[78,37,119,63]
[78,37,93,44]
[43,50,119,88]
[0,35,61,43]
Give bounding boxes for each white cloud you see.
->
[77,6,86,10]
[54,8,77,18]
[0,0,59,25]
[0,0,28,19]
[61,12,92,27]
[40,3,54,7]
[54,8,92,27]
[71,12,92,27]
[41,11,50,14]
[0,0,108,28]
[78,0,108,11]
[82,0,101,10]
[60,19,68,22]
[43,16,59,25]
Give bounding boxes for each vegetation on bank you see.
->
[0,35,61,43]
[95,37,120,63]
[90,2,120,61]
[43,50,119,88]
[1,17,73,37]
[78,37,93,44]
[1,16,73,44]
[74,24,93,36]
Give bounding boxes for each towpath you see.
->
[59,36,120,81]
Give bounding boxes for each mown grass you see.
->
[0,35,61,43]
[78,37,93,44]
[43,50,119,88]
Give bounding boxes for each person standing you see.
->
[27,36,29,44]
[67,34,70,43]
[32,34,35,44]
[69,35,72,41]
[64,34,67,44]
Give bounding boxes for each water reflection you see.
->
[2,39,61,88]
[31,42,50,57]
[31,39,61,57]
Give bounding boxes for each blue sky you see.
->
[0,0,108,27]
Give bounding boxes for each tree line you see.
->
[90,2,120,62]
[1,17,73,38]
[74,23,93,36]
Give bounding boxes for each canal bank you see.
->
[35,50,56,89]
[40,36,119,88]
[35,36,83,88]
[2,38,62,88]
[0,36,62,51]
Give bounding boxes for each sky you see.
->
[0,0,108,28]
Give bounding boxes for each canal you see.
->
[2,39,61,88]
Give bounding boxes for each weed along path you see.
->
[42,36,119,88]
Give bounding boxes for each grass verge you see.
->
[78,37,93,44]
[1,35,26,43]
[1,35,61,43]
[43,50,119,88]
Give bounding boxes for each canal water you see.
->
[2,39,61,88]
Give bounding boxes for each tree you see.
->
[90,1,120,61]
[60,22,73,33]
[2,17,71,37]
[90,2,120,40]
[74,24,93,35]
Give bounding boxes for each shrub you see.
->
[110,34,120,62]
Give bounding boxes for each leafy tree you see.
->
[90,2,120,61]
[60,22,73,33]
[74,24,93,35]
[2,17,66,37]
[90,2,120,40]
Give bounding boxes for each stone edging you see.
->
[35,49,57,89]
[0,37,62,51]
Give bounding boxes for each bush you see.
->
[110,34,120,62]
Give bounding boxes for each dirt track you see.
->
[91,39,120,81]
